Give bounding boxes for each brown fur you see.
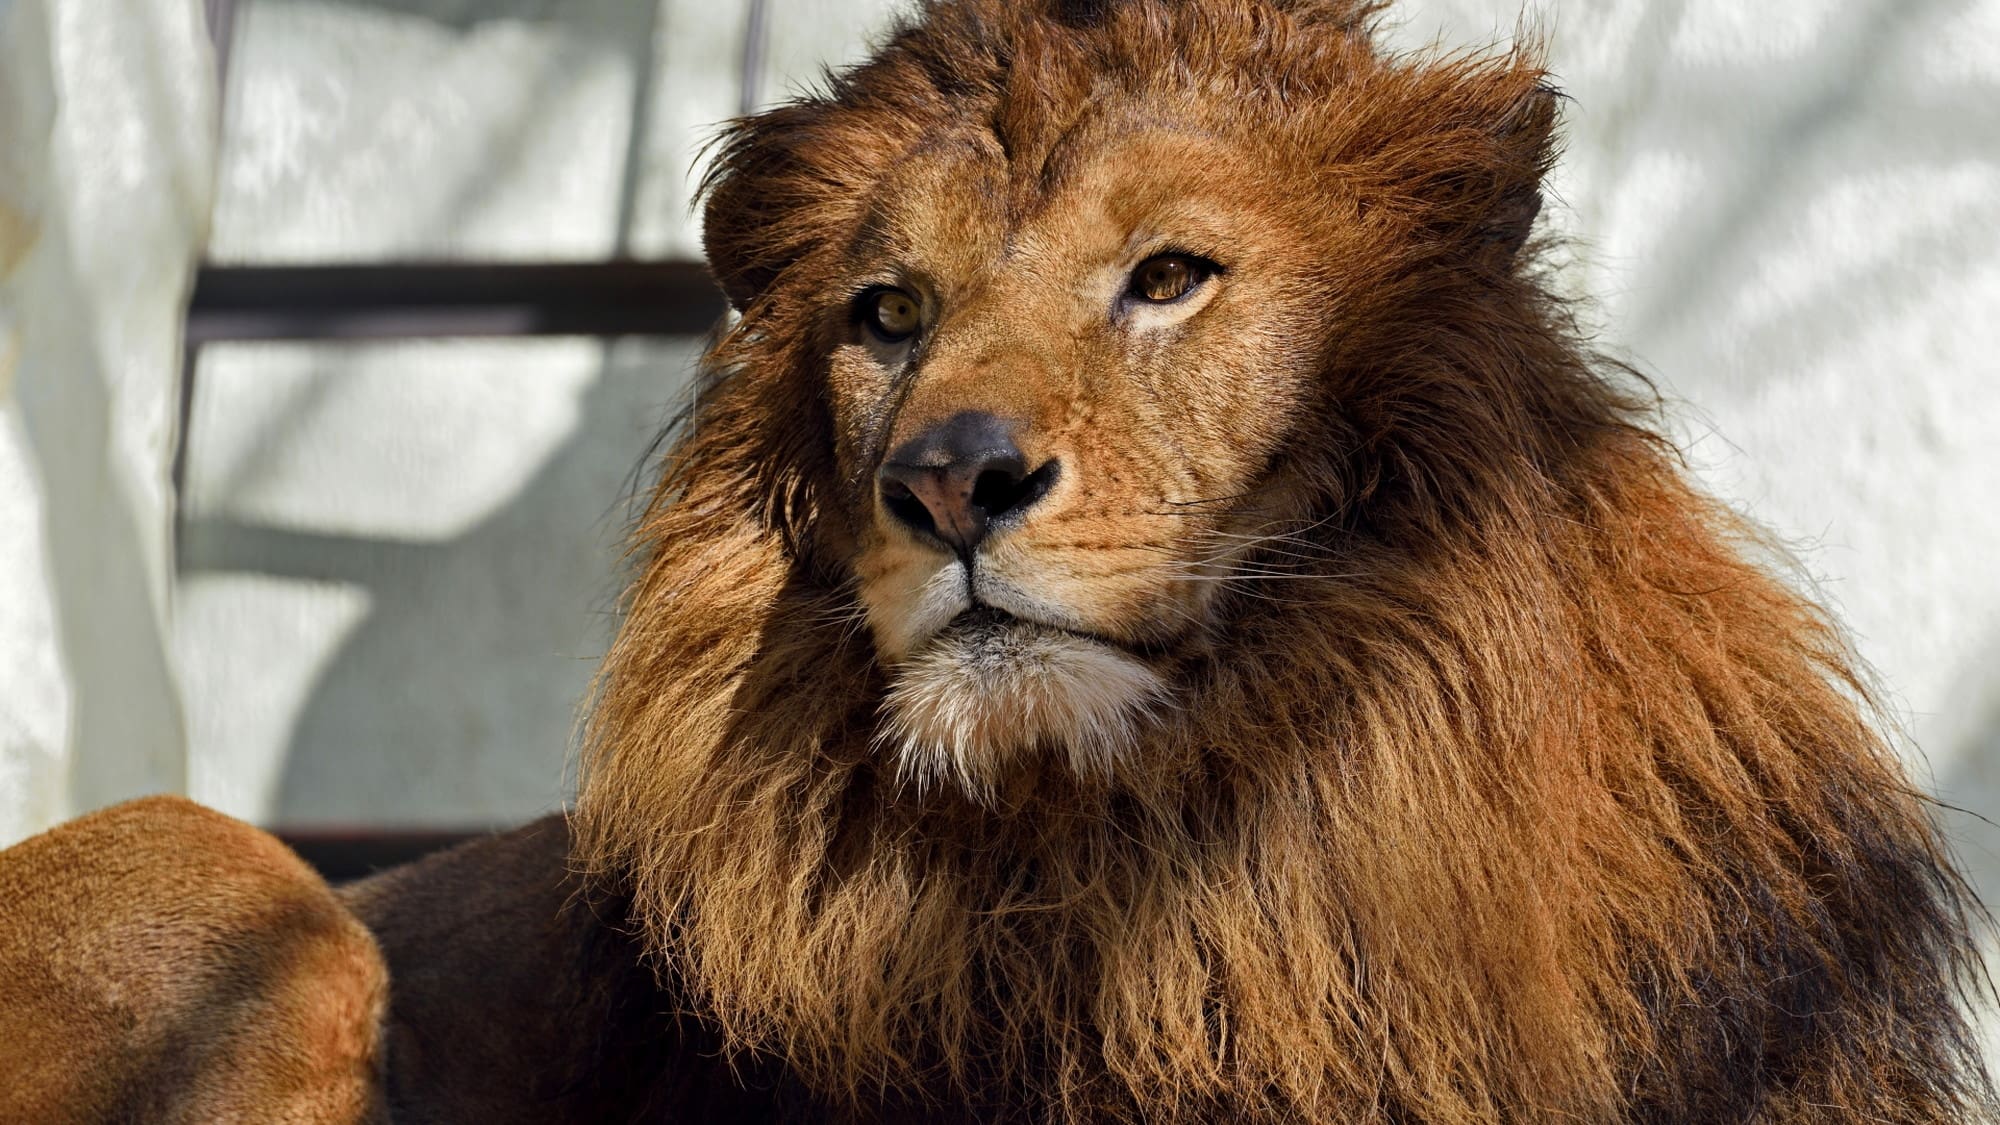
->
[574,1,1995,1121]
[0,796,388,1124]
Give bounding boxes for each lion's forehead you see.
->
[847,130,1010,275]
[847,110,1290,291]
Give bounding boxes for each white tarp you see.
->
[0,0,214,844]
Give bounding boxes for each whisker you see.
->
[1178,538,1330,570]
[1159,490,1265,508]
[1163,571,1364,582]
[1141,507,1286,520]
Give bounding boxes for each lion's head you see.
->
[575,1,1991,1120]
[699,0,1566,795]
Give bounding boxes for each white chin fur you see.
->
[879,618,1167,796]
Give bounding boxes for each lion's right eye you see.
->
[1127,253,1215,304]
[864,289,922,343]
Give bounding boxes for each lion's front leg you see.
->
[0,796,388,1124]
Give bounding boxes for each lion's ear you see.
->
[702,98,903,311]
[701,129,788,311]
[702,193,769,313]
[700,106,829,312]
[1479,82,1559,266]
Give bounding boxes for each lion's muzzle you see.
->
[878,410,1059,555]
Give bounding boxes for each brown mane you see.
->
[574,1,1993,1120]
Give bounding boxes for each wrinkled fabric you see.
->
[0,0,214,844]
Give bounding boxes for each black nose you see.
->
[878,412,1057,553]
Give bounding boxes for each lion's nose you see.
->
[878,412,1057,553]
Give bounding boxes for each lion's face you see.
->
[822,123,1335,787]
[697,1,1551,795]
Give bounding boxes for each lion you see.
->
[0,0,1992,1121]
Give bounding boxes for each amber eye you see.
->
[865,289,922,342]
[1128,254,1212,303]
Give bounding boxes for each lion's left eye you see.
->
[1128,254,1214,303]
[864,289,923,343]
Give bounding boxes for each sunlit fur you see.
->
[574,1,1994,1120]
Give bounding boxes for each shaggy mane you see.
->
[574,1,1993,1120]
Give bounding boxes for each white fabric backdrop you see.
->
[0,0,213,843]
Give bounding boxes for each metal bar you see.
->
[181,0,239,572]
[204,0,238,93]
[170,338,199,564]
[739,0,770,117]
[614,2,664,255]
[186,260,726,343]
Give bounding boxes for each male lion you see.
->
[0,0,1993,1122]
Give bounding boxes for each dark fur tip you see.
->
[1055,0,1114,27]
